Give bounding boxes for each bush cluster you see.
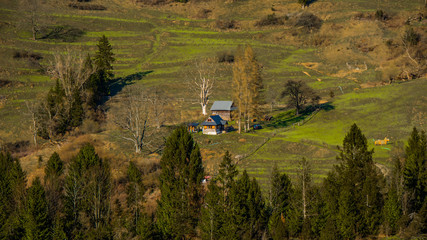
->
[255,13,284,26]
[13,51,42,60]
[217,51,234,63]
[68,3,106,10]
[294,12,322,32]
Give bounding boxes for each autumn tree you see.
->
[232,45,263,133]
[281,80,319,115]
[156,126,204,239]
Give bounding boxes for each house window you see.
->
[204,126,207,129]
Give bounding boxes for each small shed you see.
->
[187,123,199,133]
[201,115,226,135]
[210,101,236,121]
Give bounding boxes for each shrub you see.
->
[216,20,237,30]
[255,13,284,26]
[403,28,420,46]
[68,3,106,10]
[294,12,322,32]
[13,51,42,60]
[135,0,168,5]
[196,9,212,19]
[79,119,103,134]
[375,9,388,21]
[217,51,234,63]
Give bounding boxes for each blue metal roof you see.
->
[201,115,226,126]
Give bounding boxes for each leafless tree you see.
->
[147,88,166,129]
[112,87,153,153]
[281,80,318,115]
[47,51,95,103]
[20,0,40,40]
[25,100,39,148]
[188,58,217,116]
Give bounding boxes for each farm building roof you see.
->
[210,101,234,111]
[201,115,227,126]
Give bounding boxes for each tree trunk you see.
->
[32,26,36,41]
[302,177,306,219]
[238,109,241,134]
[202,104,207,116]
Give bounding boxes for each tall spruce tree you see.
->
[200,180,224,240]
[44,152,64,222]
[64,144,112,239]
[126,161,145,235]
[7,155,27,240]
[0,152,15,239]
[156,126,204,239]
[201,151,238,240]
[69,87,84,128]
[403,127,427,213]
[226,170,267,239]
[322,124,384,239]
[91,35,115,102]
[268,163,293,239]
[25,177,52,240]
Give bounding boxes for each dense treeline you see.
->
[0,124,425,239]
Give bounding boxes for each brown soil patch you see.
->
[360,81,388,89]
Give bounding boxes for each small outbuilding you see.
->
[210,101,236,121]
[187,123,199,133]
[201,115,226,135]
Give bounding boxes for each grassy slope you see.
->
[0,0,426,186]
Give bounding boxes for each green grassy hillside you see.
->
[0,0,426,186]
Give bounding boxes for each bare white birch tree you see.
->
[189,59,217,116]
[297,157,312,220]
[112,87,153,153]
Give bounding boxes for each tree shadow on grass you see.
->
[267,102,334,128]
[306,0,318,7]
[39,25,85,42]
[108,71,153,98]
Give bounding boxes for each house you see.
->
[187,123,199,133]
[210,101,236,121]
[201,115,226,135]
